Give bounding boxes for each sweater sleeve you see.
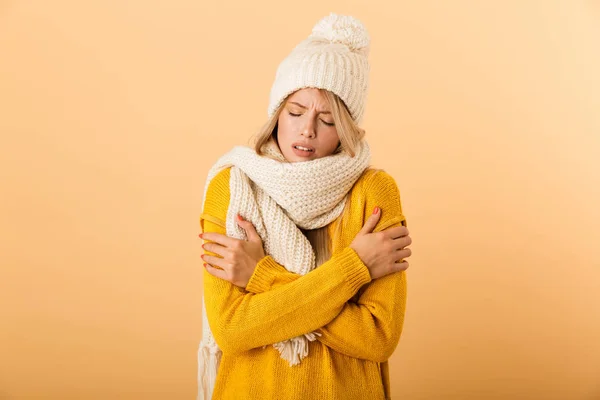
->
[200,168,372,354]
[244,170,409,363]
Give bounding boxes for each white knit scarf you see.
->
[197,139,371,399]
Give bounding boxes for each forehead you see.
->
[287,88,329,106]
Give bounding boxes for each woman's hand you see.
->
[350,206,412,280]
[201,214,266,288]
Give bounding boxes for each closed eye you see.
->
[288,111,335,126]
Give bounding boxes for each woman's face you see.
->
[276,88,340,162]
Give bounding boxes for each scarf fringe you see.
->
[272,332,322,366]
[197,341,222,400]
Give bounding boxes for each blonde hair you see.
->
[250,89,373,266]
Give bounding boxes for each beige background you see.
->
[1,1,599,399]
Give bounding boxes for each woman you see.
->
[197,13,413,400]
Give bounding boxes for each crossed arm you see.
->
[242,228,407,363]
[201,168,408,362]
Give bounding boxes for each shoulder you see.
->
[351,167,406,229]
[203,167,233,220]
[207,166,232,191]
[354,168,400,198]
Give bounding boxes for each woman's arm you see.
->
[202,218,371,354]
[245,250,406,363]
[201,168,372,354]
[244,171,409,362]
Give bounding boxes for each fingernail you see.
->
[237,214,243,221]
[373,206,379,215]
[199,233,203,238]
[203,263,207,268]
[201,244,205,249]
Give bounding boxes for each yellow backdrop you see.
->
[1,1,599,399]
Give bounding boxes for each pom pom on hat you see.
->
[309,12,370,56]
[268,12,371,125]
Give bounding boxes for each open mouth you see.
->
[293,145,314,153]
[291,144,315,157]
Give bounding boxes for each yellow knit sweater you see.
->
[200,166,408,400]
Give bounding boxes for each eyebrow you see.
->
[288,101,331,114]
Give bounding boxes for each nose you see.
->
[301,117,316,139]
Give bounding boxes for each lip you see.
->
[291,142,315,152]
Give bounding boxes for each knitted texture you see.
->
[197,139,371,399]
[268,12,370,125]
[199,167,408,400]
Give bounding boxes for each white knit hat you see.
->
[267,12,371,125]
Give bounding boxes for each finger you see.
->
[236,215,262,243]
[384,225,409,239]
[202,254,226,269]
[391,236,412,252]
[359,206,382,235]
[395,260,409,272]
[201,232,237,247]
[203,242,228,257]
[204,264,228,280]
[395,247,412,258]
